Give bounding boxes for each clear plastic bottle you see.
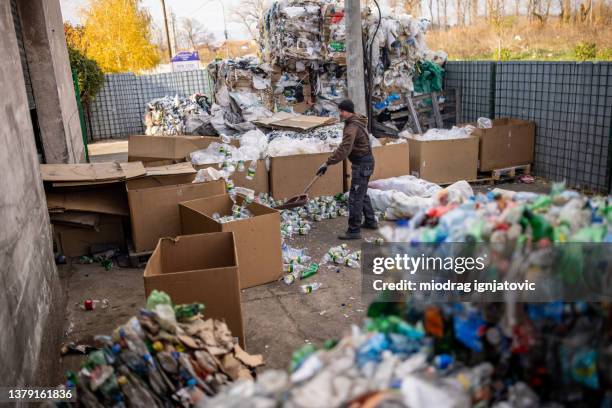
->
[300,282,322,293]
[246,160,257,181]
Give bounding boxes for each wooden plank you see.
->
[431,92,443,128]
[406,96,423,134]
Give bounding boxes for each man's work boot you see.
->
[361,222,379,230]
[338,232,362,240]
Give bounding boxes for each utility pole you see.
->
[345,0,367,116]
[160,0,173,60]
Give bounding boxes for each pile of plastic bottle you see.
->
[280,211,312,238]
[277,195,349,239]
[64,291,263,406]
[378,183,611,244]
[322,243,361,268]
[211,201,253,224]
[205,184,611,406]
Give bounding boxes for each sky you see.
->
[59,0,252,43]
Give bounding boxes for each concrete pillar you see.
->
[345,0,367,116]
[0,0,63,386]
[17,0,84,164]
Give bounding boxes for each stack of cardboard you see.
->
[41,162,220,257]
[41,162,146,257]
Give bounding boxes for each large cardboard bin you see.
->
[127,174,225,252]
[180,194,282,288]
[269,152,343,199]
[143,232,245,347]
[408,136,479,184]
[470,118,535,171]
[344,138,410,190]
[194,159,268,194]
[128,135,238,165]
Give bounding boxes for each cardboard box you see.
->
[53,214,126,257]
[408,136,479,184]
[269,152,344,199]
[344,138,410,190]
[126,174,226,252]
[469,118,535,171]
[143,233,245,347]
[194,159,269,194]
[128,135,238,163]
[180,194,282,288]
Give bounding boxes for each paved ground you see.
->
[58,217,381,375]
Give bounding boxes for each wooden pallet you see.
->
[438,165,531,187]
[127,242,153,268]
[439,177,494,187]
[486,164,531,182]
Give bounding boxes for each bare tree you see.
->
[231,0,270,39]
[180,17,215,50]
[470,0,479,22]
[427,0,436,24]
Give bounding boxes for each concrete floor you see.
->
[58,216,381,375]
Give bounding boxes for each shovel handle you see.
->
[303,174,321,195]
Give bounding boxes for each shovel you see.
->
[276,173,322,210]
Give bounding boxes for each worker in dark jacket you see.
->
[317,99,377,240]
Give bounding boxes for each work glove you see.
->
[316,164,328,176]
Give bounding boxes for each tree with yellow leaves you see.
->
[81,0,160,73]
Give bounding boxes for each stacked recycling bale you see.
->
[207,57,274,114]
[258,0,447,120]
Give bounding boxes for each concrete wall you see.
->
[0,0,63,386]
[18,0,84,164]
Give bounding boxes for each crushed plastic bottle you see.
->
[300,282,321,293]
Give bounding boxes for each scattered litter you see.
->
[322,244,361,268]
[61,342,98,356]
[300,282,322,294]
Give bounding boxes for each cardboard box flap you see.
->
[159,234,237,274]
[126,174,199,190]
[181,194,276,218]
[50,211,101,228]
[253,112,336,131]
[119,162,147,179]
[46,189,130,216]
[145,162,196,177]
[41,162,126,182]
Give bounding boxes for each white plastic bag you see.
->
[369,175,441,198]
[477,117,493,129]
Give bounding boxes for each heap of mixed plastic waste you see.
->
[144,94,212,136]
[206,185,611,407]
[64,291,264,406]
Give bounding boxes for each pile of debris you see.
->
[144,94,212,136]
[204,185,612,407]
[65,291,264,406]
